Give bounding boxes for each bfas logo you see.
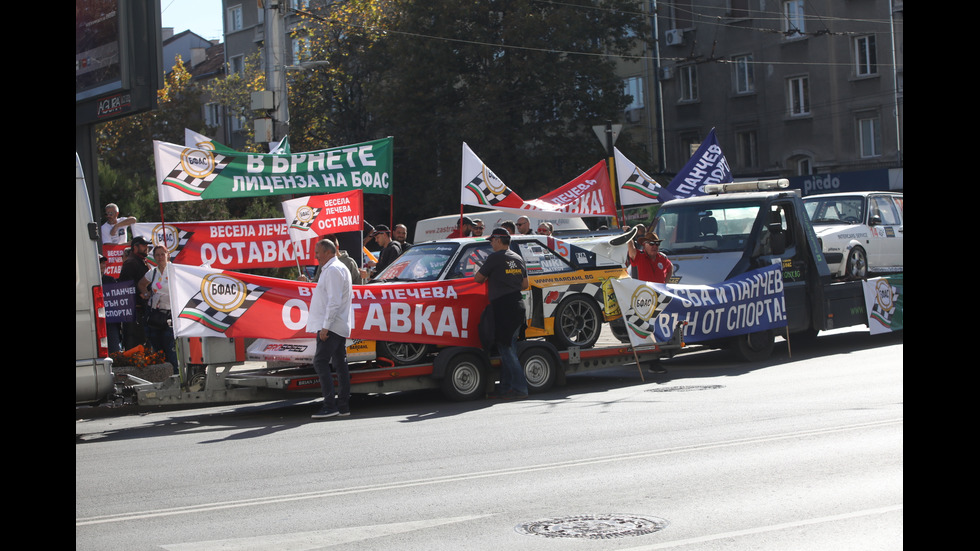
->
[181,147,216,179]
[200,274,247,312]
[629,286,659,321]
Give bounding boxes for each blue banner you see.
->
[103,280,136,324]
[665,128,733,200]
[611,264,787,346]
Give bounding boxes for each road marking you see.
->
[159,515,491,550]
[76,418,901,526]
[619,504,904,550]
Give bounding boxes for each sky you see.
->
[160,0,225,42]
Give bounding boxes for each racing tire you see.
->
[732,330,775,362]
[378,341,433,366]
[440,352,487,401]
[520,346,557,394]
[844,246,868,280]
[549,295,602,350]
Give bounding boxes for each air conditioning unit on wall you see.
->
[665,29,684,46]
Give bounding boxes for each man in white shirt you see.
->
[306,239,355,419]
[102,203,137,245]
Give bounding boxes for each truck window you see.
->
[655,203,760,253]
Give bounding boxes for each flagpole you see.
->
[604,122,620,229]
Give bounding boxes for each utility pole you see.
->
[254,1,289,145]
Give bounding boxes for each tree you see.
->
[287,0,651,225]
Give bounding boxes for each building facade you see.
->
[620,0,903,186]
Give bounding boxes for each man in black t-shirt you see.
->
[475,228,529,398]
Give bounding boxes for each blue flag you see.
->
[666,128,733,200]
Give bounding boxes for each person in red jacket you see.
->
[627,231,673,284]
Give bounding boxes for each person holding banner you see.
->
[307,239,355,419]
[626,231,672,374]
[138,246,178,373]
[475,228,530,399]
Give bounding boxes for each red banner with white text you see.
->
[133,219,317,270]
[169,264,488,347]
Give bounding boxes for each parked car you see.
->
[802,191,903,279]
[368,234,631,363]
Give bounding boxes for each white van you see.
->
[414,211,590,244]
[76,154,114,404]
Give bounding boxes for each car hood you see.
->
[811,223,871,241]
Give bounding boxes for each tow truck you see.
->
[650,179,899,361]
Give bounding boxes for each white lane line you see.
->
[620,505,904,550]
[77,418,901,526]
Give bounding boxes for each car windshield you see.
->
[372,242,461,282]
[803,196,865,225]
[653,202,761,254]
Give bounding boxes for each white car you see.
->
[803,191,903,279]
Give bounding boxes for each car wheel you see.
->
[378,341,433,366]
[520,346,557,394]
[845,246,868,280]
[440,352,487,401]
[549,296,602,349]
[732,330,774,362]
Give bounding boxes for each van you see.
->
[76,154,114,404]
[414,211,590,244]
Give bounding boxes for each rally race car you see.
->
[802,192,904,280]
[367,233,632,364]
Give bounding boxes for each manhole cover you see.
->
[516,514,668,539]
[647,384,724,392]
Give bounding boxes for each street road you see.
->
[76,327,902,550]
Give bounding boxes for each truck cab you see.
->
[652,181,867,358]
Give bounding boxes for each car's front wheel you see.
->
[844,246,868,280]
[549,296,602,349]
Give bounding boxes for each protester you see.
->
[627,231,673,374]
[447,216,475,238]
[369,225,402,278]
[138,245,178,373]
[471,219,485,237]
[536,222,553,236]
[475,228,530,399]
[100,254,123,353]
[102,203,137,245]
[516,216,533,235]
[394,224,413,252]
[119,236,150,349]
[307,239,354,419]
[500,220,517,235]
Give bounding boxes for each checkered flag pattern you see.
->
[163,154,233,197]
[289,208,322,231]
[622,170,661,200]
[625,294,673,338]
[540,282,605,318]
[178,282,269,332]
[464,173,514,206]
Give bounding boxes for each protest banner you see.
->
[102,243,127,278]
[863,275,903,335]
[154,137,393,202]
[102,280,136,323]
[169,264,488,347]
[611,264,787,347]
[281,190,364,244]
[133,219,317,270]
[460,142,526,210]
[520,161,615,217]
[665,128,733,200]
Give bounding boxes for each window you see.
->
[624,76,644,110]
[227,5,243,33]
[783,1,805,37]
[735,130,758,168]
[728,0,749,18]
[855,35,877,76]
[204,103,222,128]
[858,116,881,158]
[291,37,305,64]
[669,0,694,29]
[796,157,813,176]
[228,55,244,76]
[787,76,809,116]
[733,54,754,94]
[679,65,698,102]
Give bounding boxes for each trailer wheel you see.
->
[733,330,774,362]
[440,352,487,401]
[844,246,868,280]
[378,341,433,366]
[549,295,602,349]
[521,347,557,394]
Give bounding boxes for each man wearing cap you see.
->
[118,236,151,348]
[627,231,673,374]
[475,228,530,399]
[447,216,474,238]
[371,225,402,277]
[628,231,673,284]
